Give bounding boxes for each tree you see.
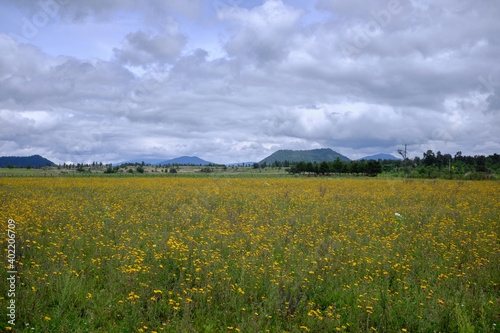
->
[436,151,444,170]
[475,155,487,172]
[332,157,343,174]
[319,161,329,174]
[253,163,260,169]
[366,160,382,176]
[423,150,436,166]
[169,168,177,174]
[136,166,144,173]
[350,161,360,174]
[306,162,314,174]
[358,160,368,174]
[296,161,307,174]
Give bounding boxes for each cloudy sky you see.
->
[0,0,499,164]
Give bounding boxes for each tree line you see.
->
[256,159,383,176]
[260,150,500,178]
[380,151,500,175]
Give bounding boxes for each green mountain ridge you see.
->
[0,155,55,168]
[356,153,400,161]
[259,148,351,164]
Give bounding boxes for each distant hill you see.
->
[115,158,169,166]
[226,162,257,167]
[357,153,400,161]
[115,156,214,166]
[0,155,55,168]
[259,148,351,164]
[158,156,213,166]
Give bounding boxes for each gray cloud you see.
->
[219,0,306,64]
[5,0,204,22]
[0,0,499,164]
[113,26,187,67]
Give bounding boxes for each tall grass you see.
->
[1,178,499,332]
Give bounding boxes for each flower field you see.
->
[1,177,499,332]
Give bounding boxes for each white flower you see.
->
[395,213,401,217]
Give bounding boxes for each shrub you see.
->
[200,167,212,173]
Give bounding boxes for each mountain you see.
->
[0,155,55,168]
[158,156,213,166]
[259,148,351,164]
[357,153,400,161]
[226,162,257,166]
[115,158,169,166]
[115,156,214,166]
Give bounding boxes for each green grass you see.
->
[0,168,53,174]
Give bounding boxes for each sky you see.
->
[0,0,499,165]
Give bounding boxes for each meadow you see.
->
[0,177,499,332]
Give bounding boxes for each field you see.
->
[1,177,499,332]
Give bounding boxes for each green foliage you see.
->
[104,166,120,174]
[455,305,475,333]
[366,160,383,176]
[200,167,212,173]
[136,166,145,173]
[319,161,329,174]
[379,150,499,180]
